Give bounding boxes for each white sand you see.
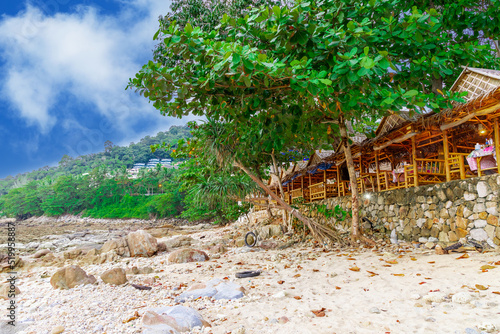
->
[2,226,500,334]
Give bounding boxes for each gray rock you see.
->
[142,305,210,334]
[176,278,245,302]
[470,229,488,241]
[369,307,381,314]
[474,220,488,228]
[477,182,489,198]
[465,328,480,334]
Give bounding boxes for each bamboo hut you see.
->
[251,67,500,211]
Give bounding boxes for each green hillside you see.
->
[0,126,191,196]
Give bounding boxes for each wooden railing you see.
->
[309,182,326,201]
[448,153,471,180]
[291,188,304,202]
[283,192,290,204]
[405,158,446,186]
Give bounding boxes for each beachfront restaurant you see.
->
[262,67,500,206]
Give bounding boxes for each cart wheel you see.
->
[235,270,261,278]
[244,231,257,247]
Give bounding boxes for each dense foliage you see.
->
[0,126,191,196]
[129,0,500,242]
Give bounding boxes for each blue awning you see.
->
[307,162,332,175]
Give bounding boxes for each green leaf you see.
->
[319,79,332,85]
[291,30,309,46]
[243,75,251,87]
[170,35,181,44]
[382,97,395,105]
[415,31,423,43]
[153,30,160,40]
[318,71,328,78]
[273,6,281,17]
[378,58,390,69]
[243,59,254,71]
[233,53,241,65]
[257,54,267,62]
[364,46,369,55]
[185,23,193,34]
[403,90,418,98]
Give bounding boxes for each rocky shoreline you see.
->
[1,217,500,333]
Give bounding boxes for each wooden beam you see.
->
[495,118,500,175]
[412,135,419,187]
[440,113,476,131]
[375,151,381,192]
[374,132,418,151]
[443,130,451,182]
[440,103,500,131]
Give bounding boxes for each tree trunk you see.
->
[495,40,500,58]
[271,151,289,229]
[234,161,339,244]
[338,117,361,243]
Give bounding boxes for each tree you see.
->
[132,0,499,242]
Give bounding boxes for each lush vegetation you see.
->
[0,126,191,196]
[129,0,500,243]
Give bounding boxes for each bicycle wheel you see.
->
[244,231,257,247]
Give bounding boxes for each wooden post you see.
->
[412,135,419,187]
[337,165,341,196]
[323,170,326,199]
[359,156,363,193]
[308,173,311,202]
[375,151,381,192]
[495,118,500,175]
[443,130,451,182]
[301,175,304,199]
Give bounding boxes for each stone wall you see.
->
[301,174,500,246]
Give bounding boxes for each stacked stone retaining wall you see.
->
[301,174,500,245]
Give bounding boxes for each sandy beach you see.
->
[1,221,500,334]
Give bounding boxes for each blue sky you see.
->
[0,0,193,178]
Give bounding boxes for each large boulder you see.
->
[101,237,130,257]
[101,268,127,285]
[0,283,20,300]
[168,248,209,264]
[50,265,96,289]
[142,305,210,334]
[176,278,245,302]
[126,230,158,257]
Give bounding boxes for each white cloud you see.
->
[0,0,175,134]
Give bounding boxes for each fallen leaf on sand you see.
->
[311,308,326,317]
[419,282,426,285]
[492,291,500,295]
[385,260,398,264]
[494,261,500,265]
[392,274,404,277]
[278,281,285,285]
[293,274,301,278]
[293,296,302,300]
[349,266,360,272]
[475,284,488,291]
[312,269,319,272]
[382,265,392,267]
[122,311,140,323]
[366,271,378,276]
[347,258,356,260]
[456,254,469,259]
[428,261,435,264]
[480,265,496,270]
[410,258,417,261]
[335,286,341,290]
